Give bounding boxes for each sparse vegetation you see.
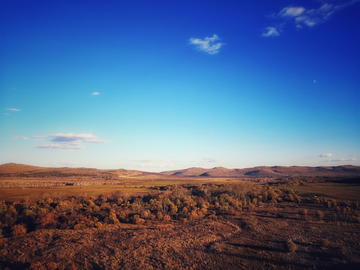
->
[1,164,360,269]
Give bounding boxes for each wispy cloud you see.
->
[189,34,224,54]
[4,113,10,116]
[187,152,196,155]
[126,158,175,169]
[279,6,306,17]
[324,158,357,162]
[32,135,48,141]
[37,144,85,151]
[263,0,359,36]
[136,163,174,168]
[49,133,108,144]
[6,108,21,111]
[318,153,332,157]
[202,157,218,163]
[262,27,280,37]
[12,136,29,140]
[34,133,109,151]
[91,92,100,96]
[129,159,159,163]
[192,157,219,166]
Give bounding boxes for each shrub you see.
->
[189,210,198,221]
[157,211,163,220]
[11,224,26,237]
[252,198,258,205]
[315,210,324,221]
[133,215,145,225]
[285,194,294,202]
[163,214,171,222]
[227,207,236,215]
[293,195,301,204]
[299,209,308,219]
[140,210,150,219]
[44,262,57,270]
[319,238,330,247]
[248,203,255,212]
[29,262,46,270]
[95,221,103,228]
[285,240,297,253]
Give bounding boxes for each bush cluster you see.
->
[0,183,266,237]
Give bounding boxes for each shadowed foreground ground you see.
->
[1,202,360,270]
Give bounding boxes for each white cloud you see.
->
[6,108,21,111]
[4,113,10,116]
[187,152,196,155]
[279,6,305,17]
[318,153,333,157]
[324,158,357,162]
[92,92,100,96]
[189,34,224,54]
[33,133,108,150]
[263,1,359,35]
[262,27,280,37]
[49,133,98,143]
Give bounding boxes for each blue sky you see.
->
[1,0,359,171]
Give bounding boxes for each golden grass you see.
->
[0,185,150,201]
[292,182,360,201]
[0,178,250,201]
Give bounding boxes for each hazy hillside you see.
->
[1,163,360,179]
[0,163,152,179]
[161,165,360,178]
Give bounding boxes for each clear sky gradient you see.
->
[1,0,359,171]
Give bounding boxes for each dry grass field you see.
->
[1,164,360,269]
[292,182,360,201]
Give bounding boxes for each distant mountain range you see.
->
[1,163,360,179]
[160,165,360,178]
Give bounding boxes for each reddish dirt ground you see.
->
[1,201,359,270]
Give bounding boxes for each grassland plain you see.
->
[1,163,360,269]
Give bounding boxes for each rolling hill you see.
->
[1,163,360,179]
[161,165,360,178]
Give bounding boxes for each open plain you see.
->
[1,163,360,270]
